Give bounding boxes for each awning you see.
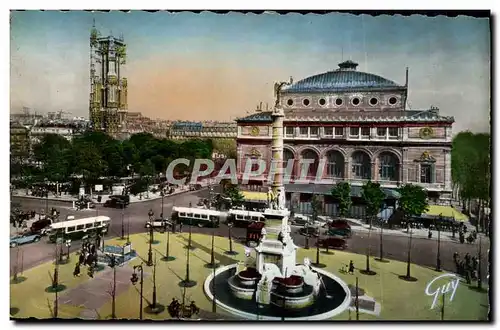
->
[378,206,394,222]
[423,205,469,222]
[241,191,268,202]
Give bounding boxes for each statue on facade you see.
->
[277,188,286,210]
[274,81,288,108]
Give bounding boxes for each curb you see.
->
[11,186,208,205]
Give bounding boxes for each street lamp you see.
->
[304,222,310,249]
[108,255,117,319]
[162,222,175,262]
[130,264,144,320]
[147,225,154,266]
[65,239,72,262]
[186,202,195,251]
[161,188,165,218]
[435,215,442,272]
[120,203,125,240]
[225,222,238,255]
[206,217,219,268]
[179,236,197,288]
[145,253,165,314]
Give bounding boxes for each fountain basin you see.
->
[205,264,351,320]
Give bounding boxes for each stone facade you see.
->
[236,60,454,206]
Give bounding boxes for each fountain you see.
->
[204,82,351,320]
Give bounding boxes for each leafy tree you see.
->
[212,138,237,159]
[71,141,107,192]
[331,181,352,219]
[361,181,385,275]
[398,184,429,280]
[224,184,244,208]
[361,181,385,229]
[311,194,322,222]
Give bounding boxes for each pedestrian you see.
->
[428,230,432,239]
[465,270,471,284]
[453,252,459,263]
[73,262,81,277]
[348,260,355,275]
[78,253,85,265]
[472,256,478,271]
[179,221,183,233]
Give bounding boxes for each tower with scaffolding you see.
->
[89,21,128,135]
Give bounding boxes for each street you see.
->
[11,190,491,283]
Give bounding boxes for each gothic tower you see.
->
[89,21,128,135]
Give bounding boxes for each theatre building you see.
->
[236,60,454,218]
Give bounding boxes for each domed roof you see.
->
[282,60,404,93]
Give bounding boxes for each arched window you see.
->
[283,149,295,178]
[378,152,399,181]
[300,149,319,178]
[326,150,345,178]
[351,151,371,179]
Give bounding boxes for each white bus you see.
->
[227,209,266,227]
[171,207,223,228]
[48,216,111,243]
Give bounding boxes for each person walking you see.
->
[73,262,81,277]
[348,260,355,275]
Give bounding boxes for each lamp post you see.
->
[65,240,71,262]
[436,215,442,272]
[127,215,130,244]
[120,203,125,240]
[179,235,197,288]
[130,264,144,320]
[147,225,153,266]
[305,223,310,249]
[186,202,195,251]
[162,223,175,262]
[161,189,165,217]
[405,221,413,279]
[355,277,359,321]
[225,222,238,255]
[207,217,219,268]
[108,255,117,319]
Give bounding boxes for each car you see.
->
[10,233,42,248]
[290,217,310,227]
[316,237,347,250]
[145,218,173,232]
[299,226,319,237]
[30,218,53,235]
[103,198,127,209]
[109,195,130,205]
[325,220,352,237]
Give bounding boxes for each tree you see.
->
[361,181,385,275]
[398,184,429,280]
[212,138,237,159]
[451,131,491,232]
[139,159,155,198]
[71,141,108,192]
[331,181,352,219]
[224,184,245,208]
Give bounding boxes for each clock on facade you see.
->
[419,127,434,139]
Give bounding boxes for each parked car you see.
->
[290,216,310,227]
[110,195,130,205]
[298,226,319,237]
[316,237,347,250]
[30,218,53,235]
[145,218,173,232]
[103,198,127,209]
[325,220,352,238]
[10,233,42,248]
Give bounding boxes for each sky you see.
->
[10,11,491,133]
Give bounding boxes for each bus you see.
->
[227,209,266,227]
[47,216,111,243]
[171,207,223,228]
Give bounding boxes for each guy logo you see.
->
[425,273,460,309]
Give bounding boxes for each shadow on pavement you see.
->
[177,236,239,266]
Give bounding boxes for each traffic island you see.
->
[10,233,489,321]
[374,258,390,263]
[398,275,418,282]
[10,307,20,316]
[161,256,176,262]
[10,276,27,284]
[360,270,377,276]
[45,284,67,293]
[145,303,166,315]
